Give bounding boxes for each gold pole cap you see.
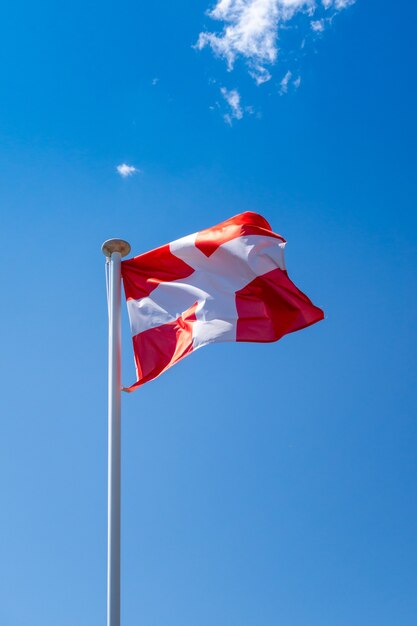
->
[101,239,131,258]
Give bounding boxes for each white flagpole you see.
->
[102,239,131,626]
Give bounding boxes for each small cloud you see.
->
[279,70,292,95]
[311,19,325,32]
[311,15,334,31]
[249,64,272,86]
[280,71,302,94]
[116,163,139,178]
[151,78,159,86]
[220,87,243,125]
[333,0,356,8]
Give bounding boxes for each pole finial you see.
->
[102,239,131,258]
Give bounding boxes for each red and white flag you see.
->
[121,212,323,390]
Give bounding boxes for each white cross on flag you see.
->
[121,212,324,390]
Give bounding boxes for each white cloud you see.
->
[280,70,292,94]
[197,0,355,84]
[116,163,139,178]
[249,65,272,85]
[279,69,303,93]
[197,0,283,81]
[311,18,325,31]
[220,86,244,124]
[333,0,355,8]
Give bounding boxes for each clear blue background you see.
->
[1,1,416,625]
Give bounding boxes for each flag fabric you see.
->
[121,212,324,390]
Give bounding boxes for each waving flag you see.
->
[121,212,323,390]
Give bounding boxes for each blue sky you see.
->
[1,1,417,625]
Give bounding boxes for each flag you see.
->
[121,212,324,390]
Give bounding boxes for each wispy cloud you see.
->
[220,87,243,124]
[279,70,302,94]
[311,18,326,31]
[197,0,355,84]
[279,70,292,94]
[116,163,139,178]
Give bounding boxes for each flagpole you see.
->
[102,238,131,626]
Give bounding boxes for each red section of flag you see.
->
[236,268,324,342]
[195,211,284,257]
[122,243,194,300]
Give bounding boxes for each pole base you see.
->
[102,239,131,258]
